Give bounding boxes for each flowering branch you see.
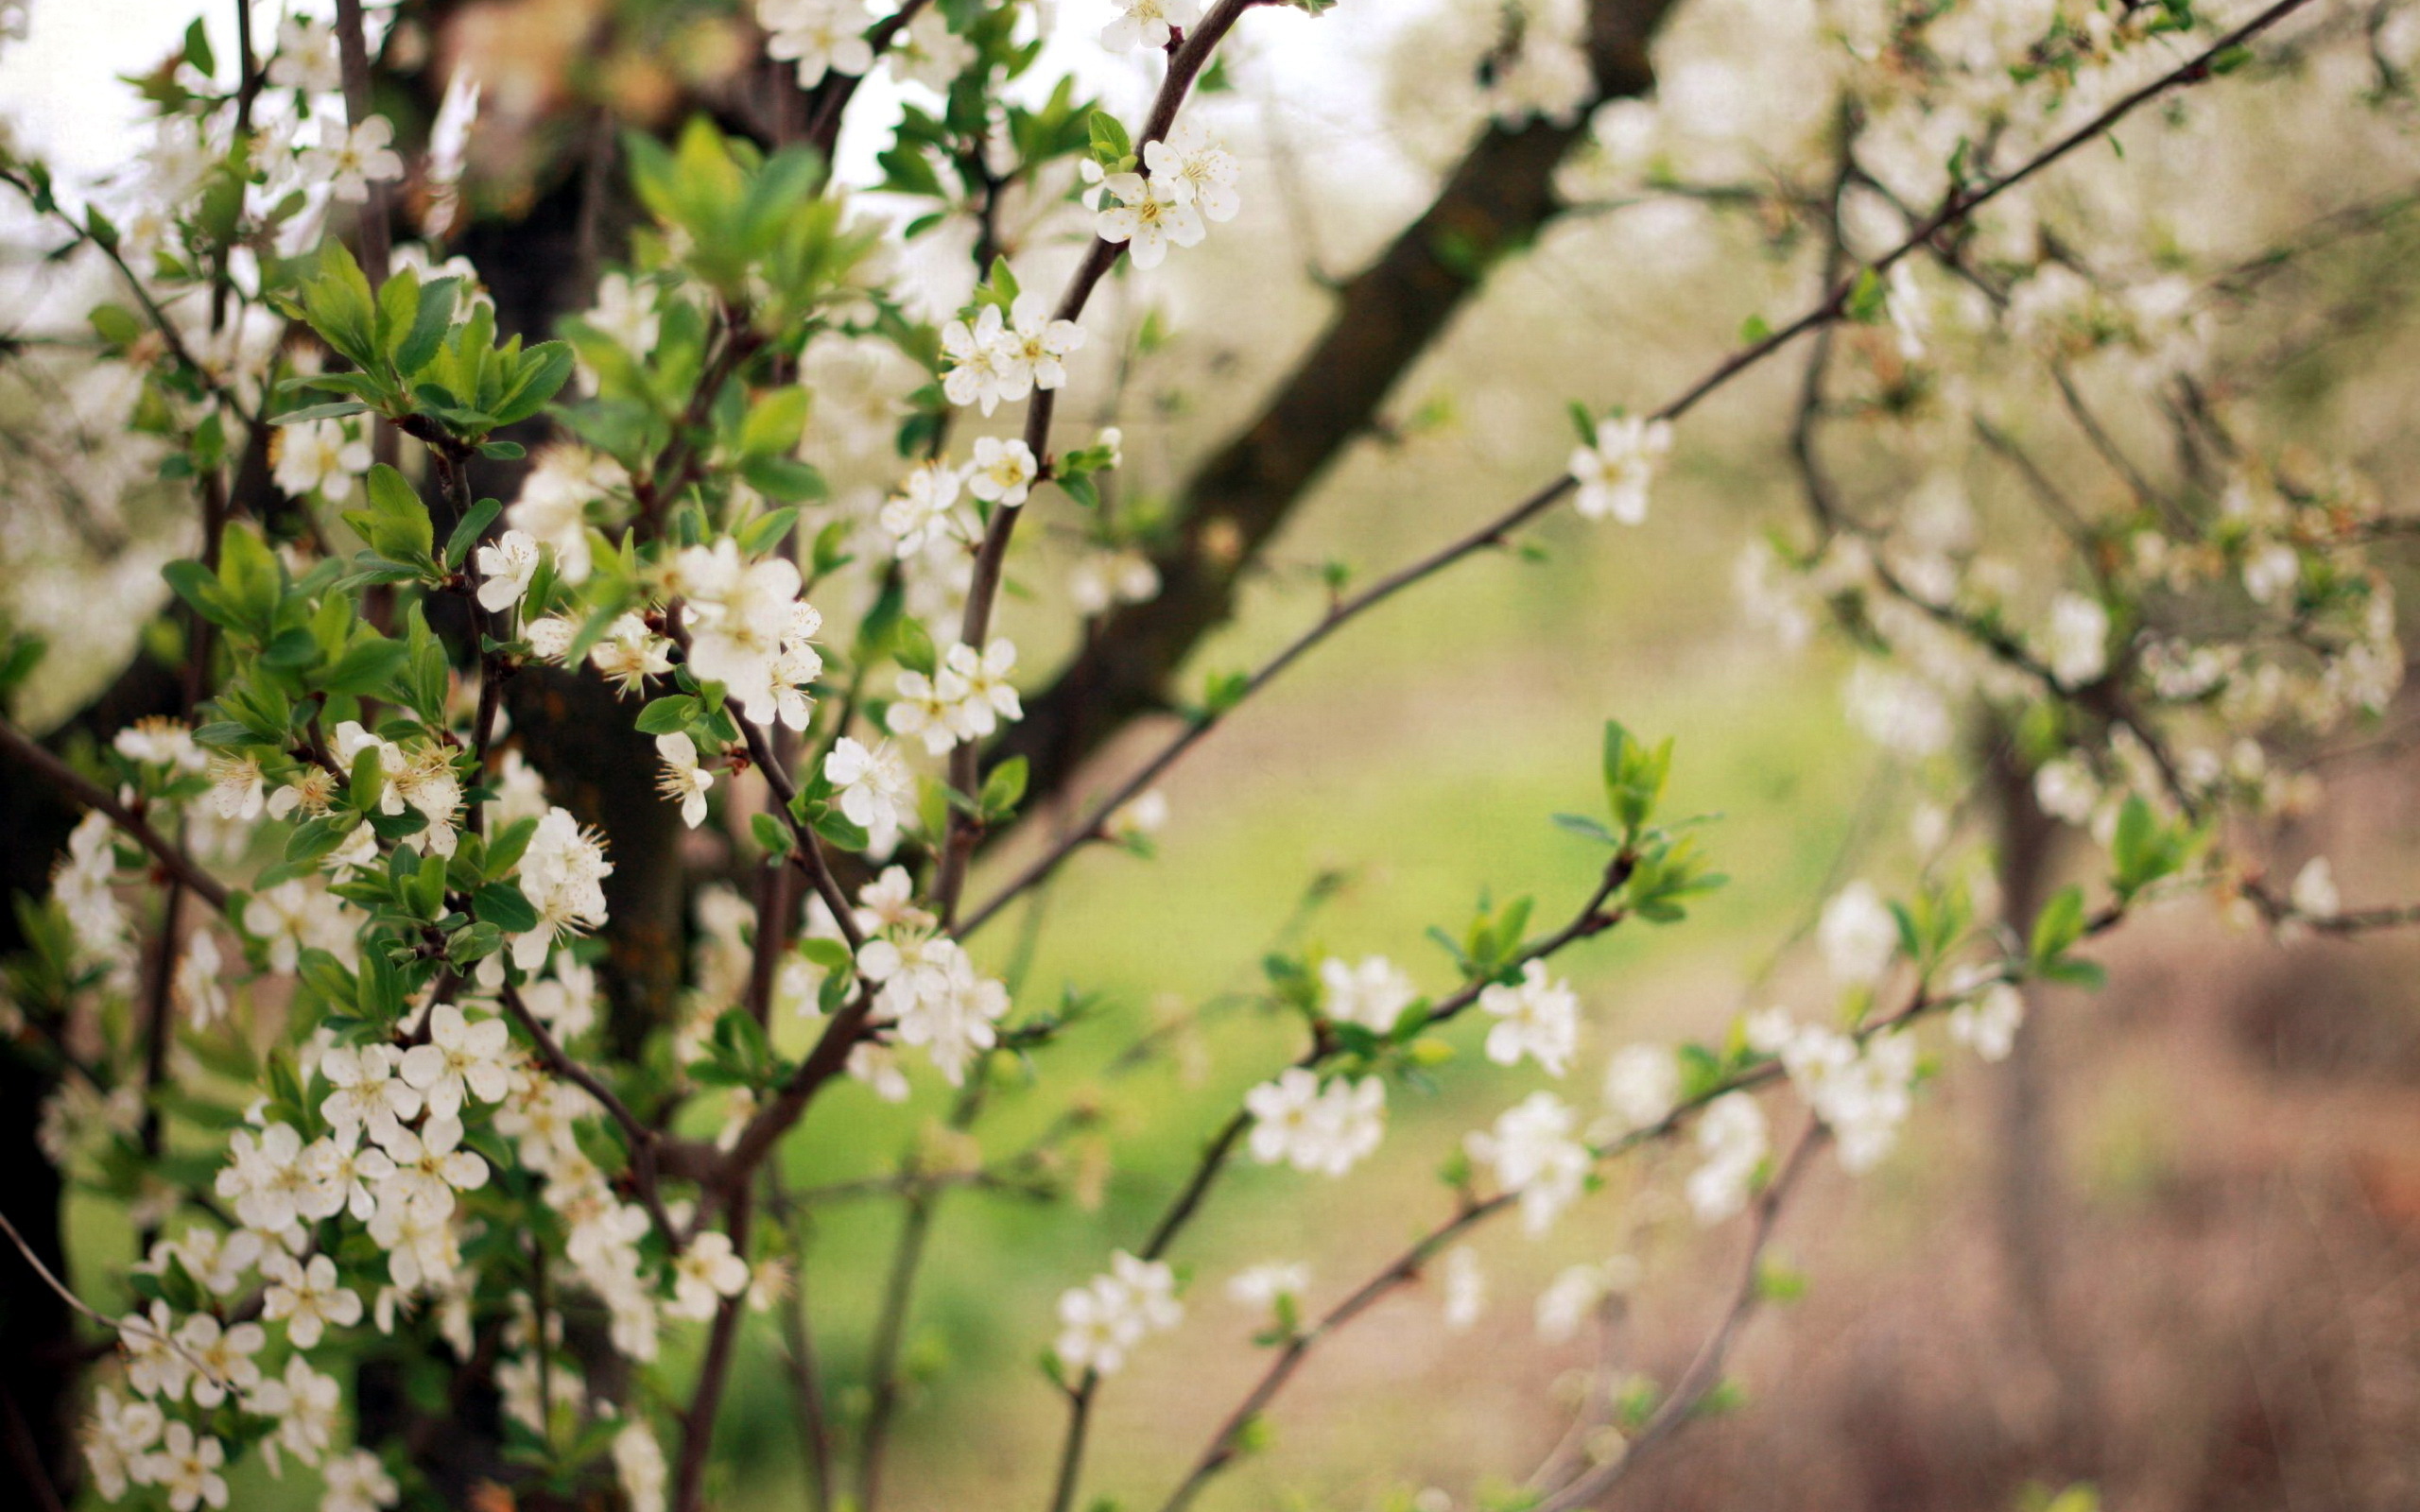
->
[1528,1118,1826,1511]
[961,0,2324,938]
[1043,849,1638,1512]
[932,0,1271,923]
[0,721,229,913]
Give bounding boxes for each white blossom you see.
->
[1097,173,1204,270]
[879,461,974,557]
[246,1355,341,1469]
[299,116,405,203]
[1478,960,1580,1076]
[1227,1261,1311,1311]
[1101,0,1201,51]
[941,305,1013,416]
[474,529,543,612]
[268,16,342,94]
[321,1450,401,1512]
[1818,881,1897,984]
[1244,1069,1386,1177]
[2243,541,2300,605]
[824,737,913,855]
[368,1114,491,1219]
[274,418,372,502]
[668,1230,753,1320]
[2043,592,2111,686]
[138,1422,229,1512]
[114,717,205,770]
[997,293,1086,400]
[1466,1091,1591,1235]
[81,1389,163,1500]
[2034,756,2100,824]
[121,1301,192,1400]
[206,752,267,822]
[942,638,1021,741]
[174,931,229,1028]
[614,1420,668,1512]
[261,1251,363,1349]
[1144,120,1239,221]
[176,1312,266,1409]
[1054,1250,1183,1377]
[319,1043,422,1143]
[1946,983,2024,1062]
[510,807,614,970]
[1535,1262,1616,1344]
[890,8,975,91]
[244,879,355,974]
[967,436,1038,507]
[1440,1246,1485,1331]
[674,540,823,730]
[1601,1043,1679,1132]
[2290,855,2342,919]
[1687,1092,1767,1224]
[1569,414,1672,524]
[399,1004,516,1122]
[761,0,873,87]
[1321,954,1417,1033]
[655,731,716,829]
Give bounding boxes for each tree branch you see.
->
[0,720,230,914]
[962,0,2324,932]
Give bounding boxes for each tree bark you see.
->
[1983,719,2102,1476]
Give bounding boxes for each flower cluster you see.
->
[939,295,1085,418]
[1097,121,1240,270]
[887,638,1023,756]
[1746,1009,1918,1175]
[1466,1091,1592,1236]
[670,540,826,730]
[1243,1069,1387,1177]
[1054,1250,1184,1378]
[854,879,1013,1085]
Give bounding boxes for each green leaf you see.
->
[181,17,214,77]
[2028,884,2087,971]
[634,696,699,735]
[739,387,812,459]
[735,507,801,558]
[813,808,870,852]
[1088,111,1132,166]
[362,464,435,565]
[750,812,793,858]
[978,755,1028,820]
[484,816,539,880]
[302,240,380,370]
[490,341,576,427]
[392,277,459,378]
[442,497,502,571]
[473,882,539,934]
[269,400,372,423]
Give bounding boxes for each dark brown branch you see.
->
[932,0,1270,923]
[994,0,1683,821]
[0,720,230,914]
